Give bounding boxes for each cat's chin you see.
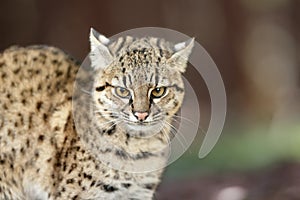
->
[123,122,163,137]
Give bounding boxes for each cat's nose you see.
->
[133,111,149,121]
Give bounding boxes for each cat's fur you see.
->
[0,28,193,199]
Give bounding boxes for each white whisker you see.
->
[163,120,189,151]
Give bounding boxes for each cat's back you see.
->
[0,45,79,132]
[0,45,79,108]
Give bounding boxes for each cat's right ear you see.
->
[89,28,113,70]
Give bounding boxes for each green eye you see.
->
[115,87,130,98]
[151,87,166,98]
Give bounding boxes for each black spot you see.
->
[37,83,42,90]
[1,72,7,79]
[7,129,12,137]
[63,163,67,171]
[66,179,74,184]
[21,99,26,105]
[20,147,25,154]
[43,113,48,122]
[51,59,58,65]
[134,151,154,160]
[55,70,63,77]
[95,86,105,92]
[97,98,103,105]
[115,149,128,159]
[96,82,112,92]
[103,184,118,192]
[0,160,5,165]
[122,76,127,87]
[106,125,116,135]
[128,74,132,85]
[173,101,178,108]
[122,68,126,73]
[159,49,163,57]
[90,180,96,187]
[122,183,131,188]
[26,139,30,148]
[72,195,78,200]
[13,68,21,74]
[128,98,133,105]
[2,103,8,110]
[144,183,156,190]
[83,173,92,180]
[36,101,43,111]
[155,68,159,85]
[28,113,33,129]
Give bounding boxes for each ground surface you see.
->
[156,162,300,200]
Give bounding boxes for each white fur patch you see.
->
[99,34,110,45]
[174,41,186,51]
[24,182,48,200]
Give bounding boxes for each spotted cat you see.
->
[0,28,194,199]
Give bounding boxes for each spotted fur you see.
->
[0,29,194,199]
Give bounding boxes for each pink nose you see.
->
[134,112,149,121]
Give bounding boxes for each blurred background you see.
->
[1,0,300,199]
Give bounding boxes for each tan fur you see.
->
[0,33,193,199]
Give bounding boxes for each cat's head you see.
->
[89,28,194,136]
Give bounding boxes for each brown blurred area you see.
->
[1,0,299,123]
[1,0,300,199]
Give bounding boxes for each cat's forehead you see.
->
[110,64,171,88]
[103,36,182,87]
[108,36,174,62]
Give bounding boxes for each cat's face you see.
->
[90,29,194,136]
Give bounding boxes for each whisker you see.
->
[80,88,92,95]
[171,115,198,127]
[96,119,120,128]
[160,126,171,145]
[163,121,189,151]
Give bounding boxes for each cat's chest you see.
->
[55,168,157,200]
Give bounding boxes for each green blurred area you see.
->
[165,123,300,179]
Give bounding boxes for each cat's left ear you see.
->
[168,38,195,73]
[89,28,114,70]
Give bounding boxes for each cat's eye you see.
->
[151,87,166,98]
[115,87,131,98]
